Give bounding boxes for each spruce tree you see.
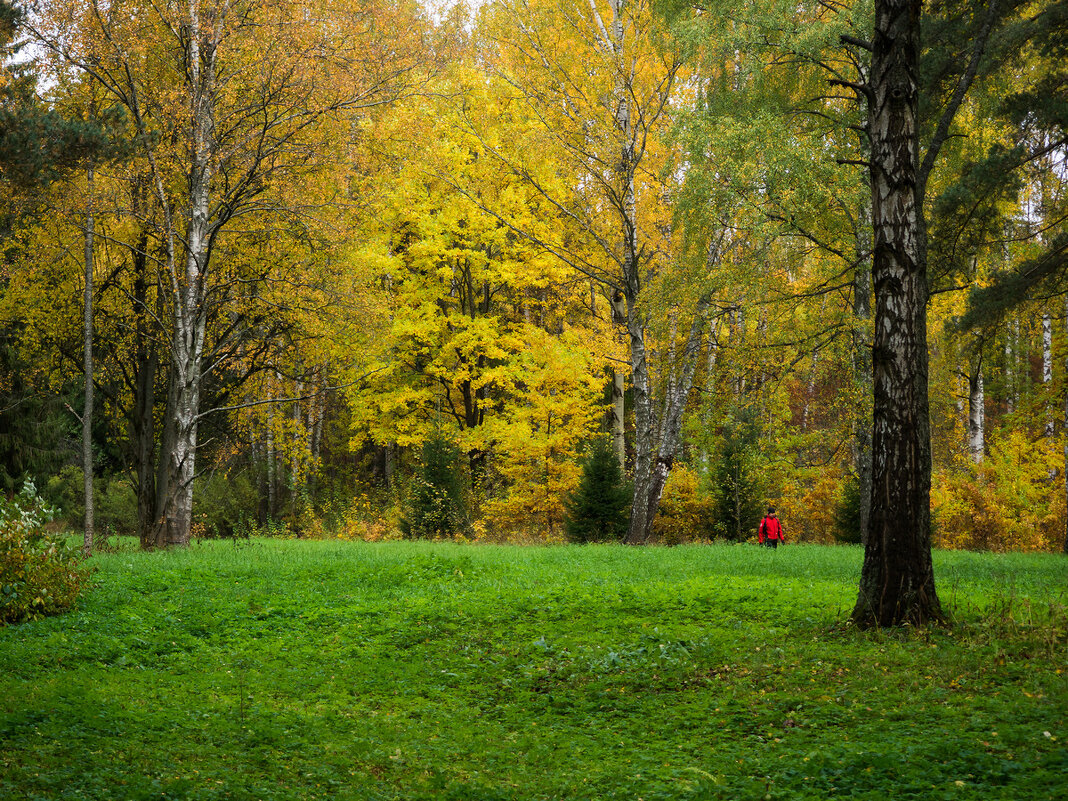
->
[401,430,469,539]
[710,412,764,542]
[564,437,630,544]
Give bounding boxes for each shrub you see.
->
[401,431,470,539]
[42,466,138,536]
[193,471,260,538]
[1,481,91,624]
[43,464,84,523]
[96,478,138,536]
[932,432,1066,552]
[653,465,716,544]
[564,437,630,543]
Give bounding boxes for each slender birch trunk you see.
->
[1043,312,1053,437]
[968,355,984,463]
[1005,317,1017,414]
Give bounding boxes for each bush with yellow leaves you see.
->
[932,432,1066,552]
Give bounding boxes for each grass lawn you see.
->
[1,539,1065,800]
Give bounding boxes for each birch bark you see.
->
[154,0,217,546]
[1043,312,1053,437]
[968,355,984,463]
[852,0,943,626]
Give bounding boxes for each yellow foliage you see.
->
[318,492,403,543]
[932,433,1066,552]
[652,465,716,545]
[775,466,845,545]
[481,328,603,541]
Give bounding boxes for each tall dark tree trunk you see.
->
[852,0,943,626]
[81,165,95,558]
[133,356,158,547]
[152,369,179,547]
[131,228,160,549]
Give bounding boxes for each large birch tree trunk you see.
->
[852,0,943,626]
[153,3,216,547]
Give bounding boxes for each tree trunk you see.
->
[611,289,627,471]
[151,9,216,547]
[968,355,984,463]
[133,350,158,548]
[623,289,656,543]
[266,370,277,519]
[852,233,873,546]
[152,369,178,547]
[81,165,95,558]
[852,0,943,626]
[130,208,160,549]
[161,347,203,546]
[1043,312,1053,437]
[625,295,709,544]
[1005,317,1017,414]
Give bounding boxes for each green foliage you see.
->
[564,437,630,543]
[710,411,766,541]
[0,481,89,623]
[193,471,260,539]
[833,473,864,544]
[401,430,470,539]
[43,466,138,537]
[0,540,1065,799]
[0,334,75,494]
[96,478,137,537]
[958,232,1068,332]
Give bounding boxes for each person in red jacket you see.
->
[758,507,785,548]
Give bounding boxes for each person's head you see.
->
[767,506,776,516]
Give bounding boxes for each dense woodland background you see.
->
[1,0,1066,553]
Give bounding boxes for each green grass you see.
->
[1,540,1065,800]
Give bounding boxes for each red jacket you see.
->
[759,515,784,543]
